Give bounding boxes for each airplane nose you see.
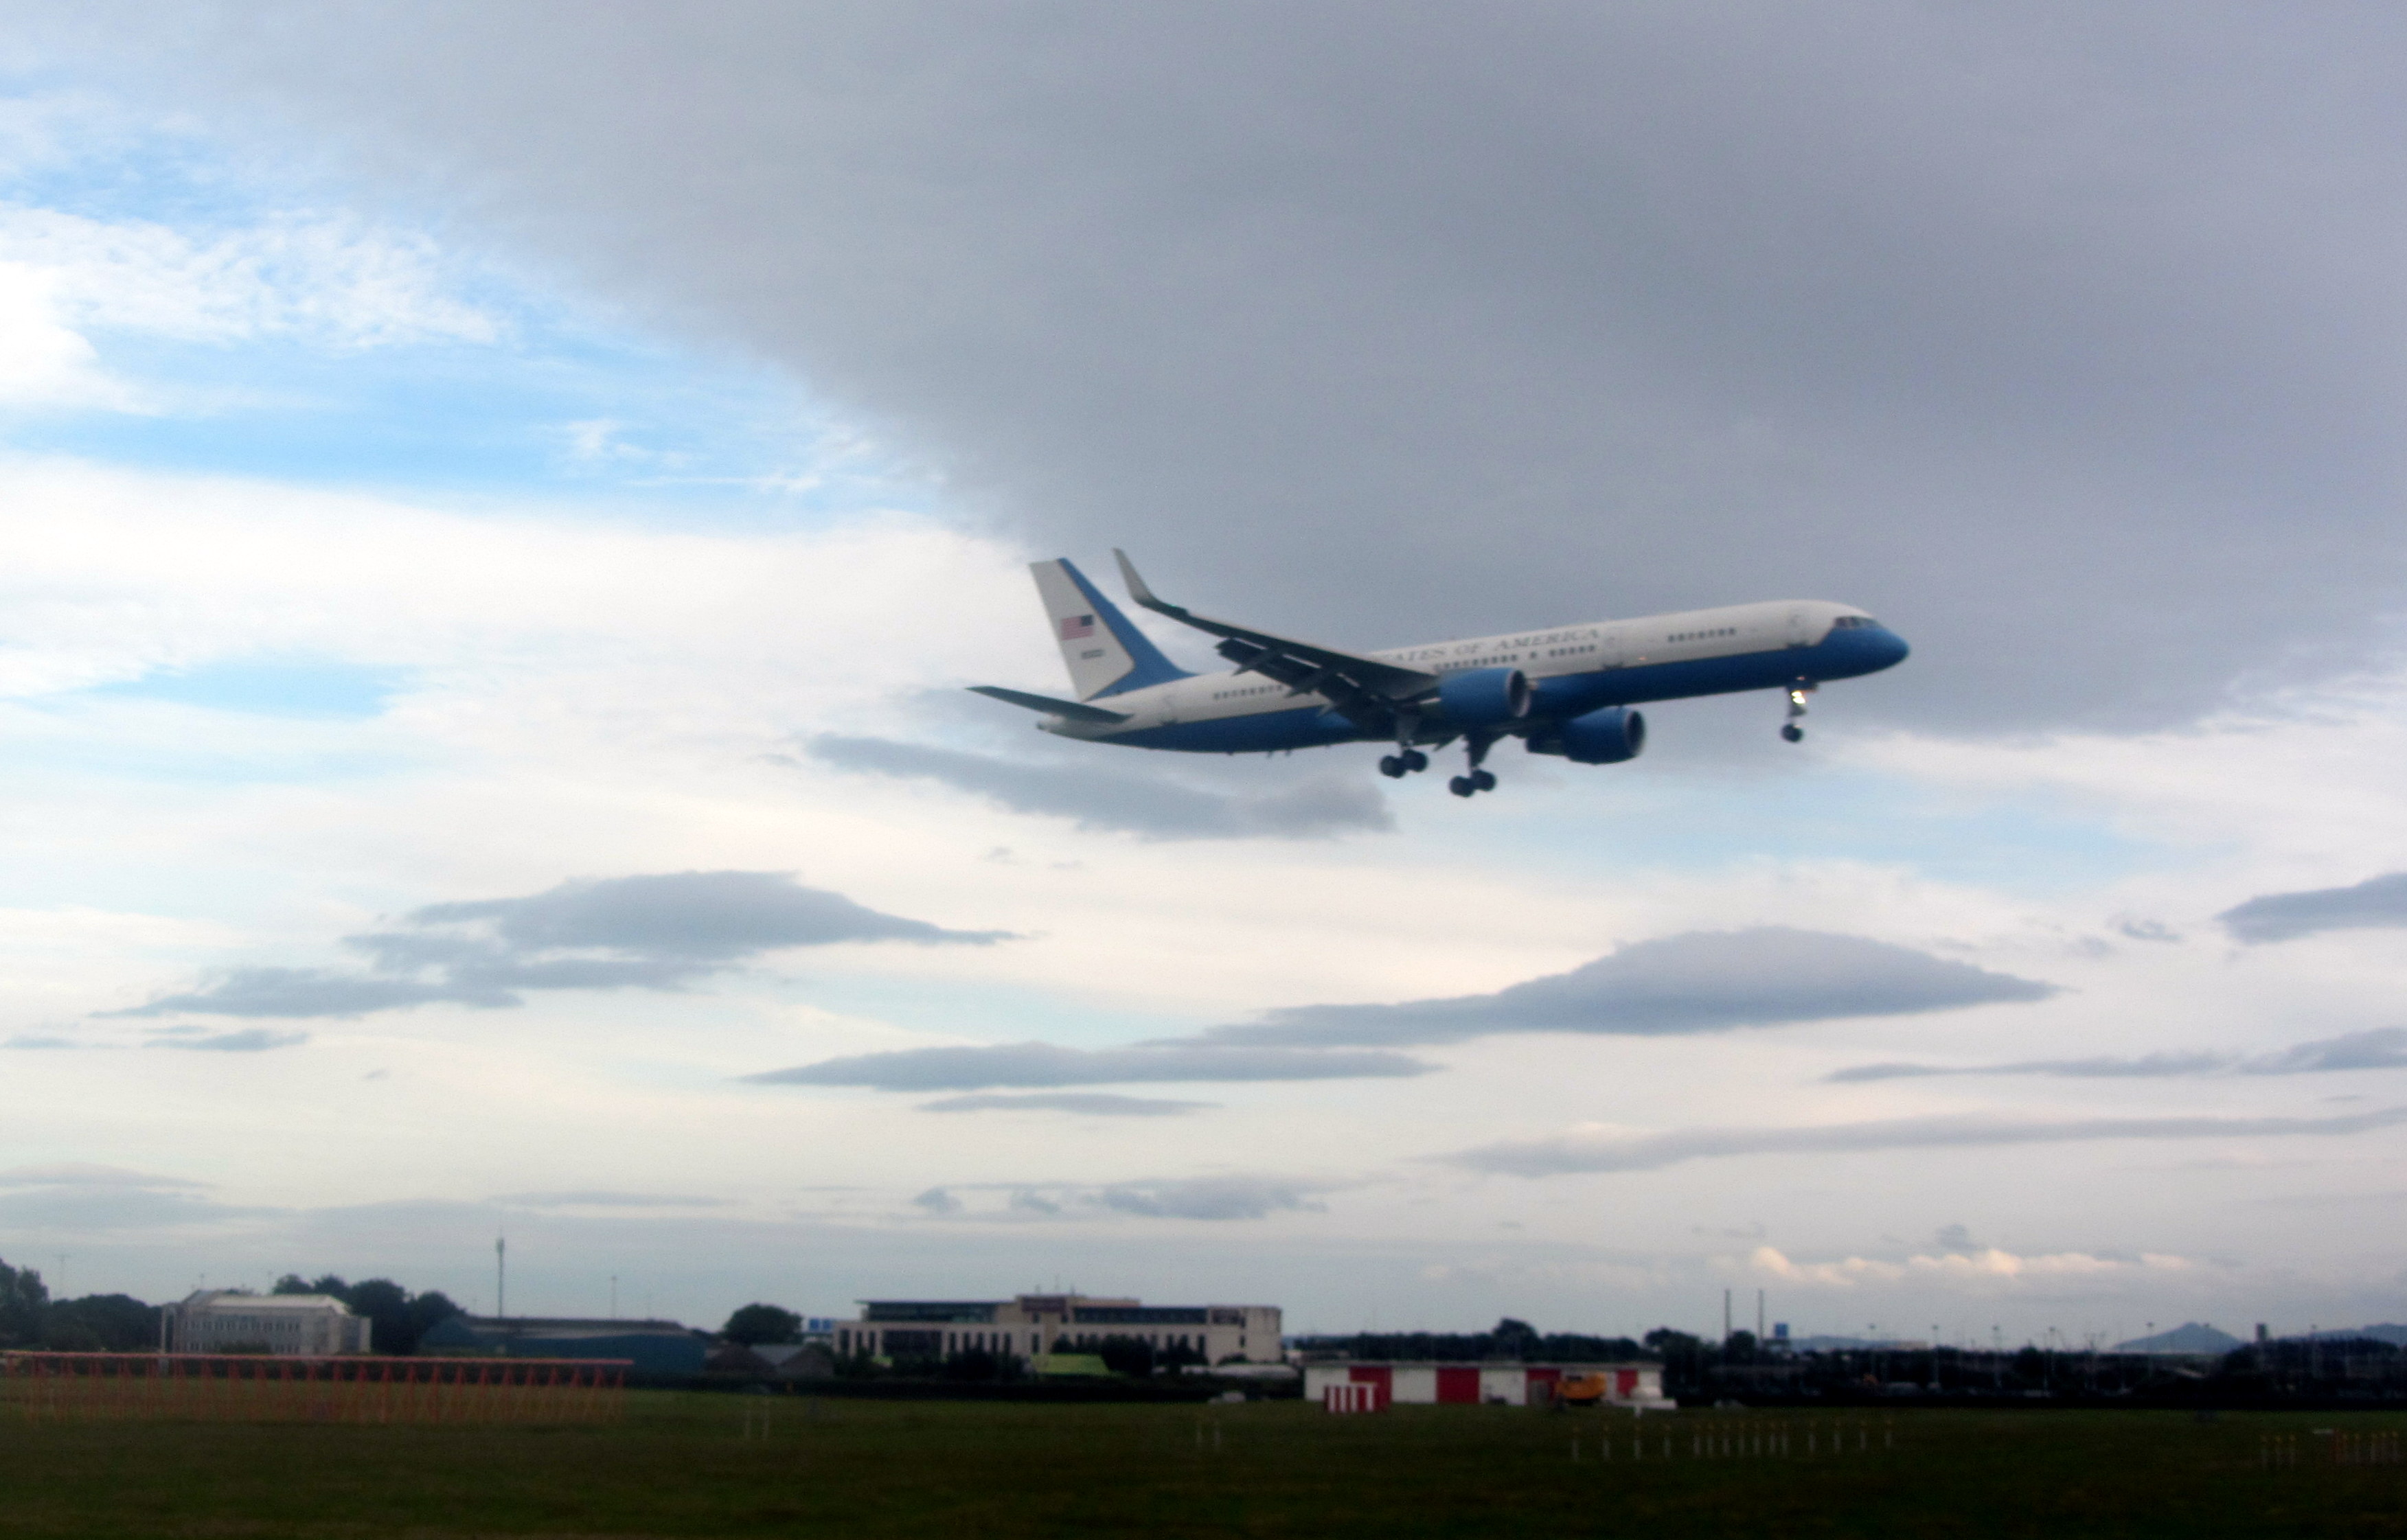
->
[1878,629,1910,668]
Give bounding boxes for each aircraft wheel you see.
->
[1402,750,1428,772]
[1781,724,1805,744]
[1471,768,1496,792]
[1449,776,1476,798]
[1379,755,1406,778]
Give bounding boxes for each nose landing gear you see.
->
[1781,682,1815,744]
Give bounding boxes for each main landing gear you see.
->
[1378,749,1428,779]
[1781,682,1815,744]
[1448,735,1498,797]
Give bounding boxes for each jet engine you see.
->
[1435,667,1531,728]
[1527,705,1646,764]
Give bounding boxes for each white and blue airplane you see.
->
[972,552,1908,796]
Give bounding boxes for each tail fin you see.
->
[1029,558,1191,700]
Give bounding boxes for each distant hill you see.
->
[2114,1322,2243,1354]
[2296,1324,2407,1346]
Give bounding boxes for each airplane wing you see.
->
[1112,550,1439,722]
[967,685,1132,724]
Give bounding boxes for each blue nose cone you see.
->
[1872,627,1910,670]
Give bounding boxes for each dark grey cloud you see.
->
[493,1190,727,1209]
[2220,874,2407,943]
[1093,1176,1326,1221]
[917,1092,1214,1116]
[1193,928,2054,1049]
[0,1163,203,1189]
[747,1042,1430,1092]
[1832,1028,2407,1083]
[1448,1106,2407,1177]
[809,735,1391,840]
[0,1164,234,1230]
[101,3,2407,735]
[144,1026,310,1053]
[0,1185,244,1230]
[111,871,1005,1019]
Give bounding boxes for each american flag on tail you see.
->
[1058,614,1095,639]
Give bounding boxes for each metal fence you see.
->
[1,1352,628,1424]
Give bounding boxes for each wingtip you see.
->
[1112,547,1157,607]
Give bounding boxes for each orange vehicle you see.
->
[1553,1373,1611,1407]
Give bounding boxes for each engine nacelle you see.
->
[1527,706,1647,764]
[1435,667,1531,728]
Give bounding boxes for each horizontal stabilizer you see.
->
[968,685,1132,724]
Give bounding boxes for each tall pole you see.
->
[1724,1289,1732,1344]
[496,1236,507,1321]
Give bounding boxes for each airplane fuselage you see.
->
[1045,598,1908,753]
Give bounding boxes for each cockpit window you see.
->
[1829,615,1880,629]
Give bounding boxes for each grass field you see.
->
[3,1392,2403,1537]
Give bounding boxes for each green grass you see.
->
[1,1394,2402,1537]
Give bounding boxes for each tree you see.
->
[406,1291,464,1353]
[46,1294,160,1351]
[272,1274,313,1296]
[344,1279,416,1354]
[1490,1318,1540,1359]
[1095,1335,1156,1377]
[0,1258,49,1347]
[721,1304,803,1346]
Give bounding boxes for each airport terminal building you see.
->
[836,1293,1281,1365]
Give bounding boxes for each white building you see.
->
[1304,1361,1672,1409]
[168,1290,373,1355]
[836,1293,1281,1366]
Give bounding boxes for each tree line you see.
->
[1290,1317,1654,1365]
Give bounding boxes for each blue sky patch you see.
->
[87,658,405,719]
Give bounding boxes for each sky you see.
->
[0,2,2404,1348]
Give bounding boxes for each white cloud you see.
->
[0,201,499,351]
[1744,1243,2191,1290]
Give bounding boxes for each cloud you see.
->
[746,1041,1432,1092]
[1446,1106,2407,1177]
[0,1163,203,1189]
[1746,1243,2190,1289]
[807,735,1392,840]
[135,4,2407,735]
[0,1163,227,1230]
[1,1034,80,1049]
[111,871,1007,1019]
[1093,1175,1327,1221]
[911,1186,962,1215]
[1828,1028,2407,1083]
[494,1190,727,1209]
[1193,928,2055,1049]
[143,1026,310,1052]
[2220,873,2407,943]
[917,1092,1215,1116]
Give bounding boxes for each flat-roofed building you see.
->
[836,1292,1281,1366]
[168,1290,372,1355]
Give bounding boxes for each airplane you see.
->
[970,552,1909,796]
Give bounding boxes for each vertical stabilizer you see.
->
[1029,558,1191,700]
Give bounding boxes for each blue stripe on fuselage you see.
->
[1110,707,1365,753]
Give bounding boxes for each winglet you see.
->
[1113,548,1178,618]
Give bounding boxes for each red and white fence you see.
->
[1,1352,628,1425]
